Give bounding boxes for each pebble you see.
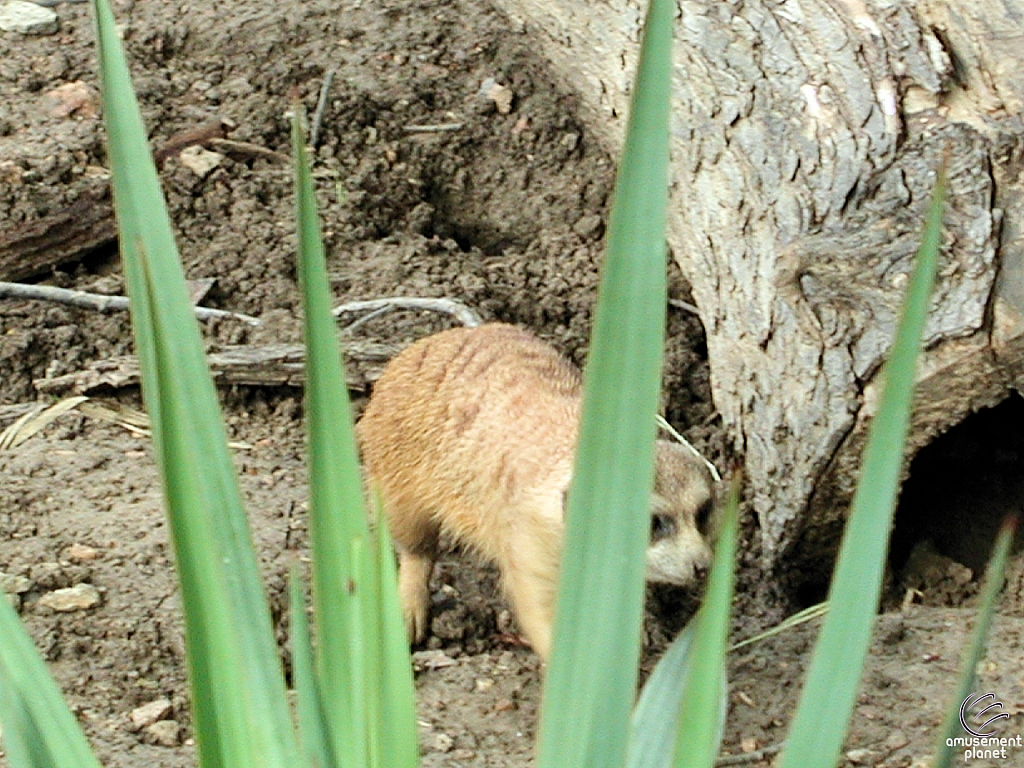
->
[130,698,172,730]
[145,720,181,747]
[494,698,517,712]
[65,543,99,562]
[43,81,99,119]
[0,1,58,35]
[37,583,101,612]
[479,77,514,114]
[412,649,458,670]
[177,146,224,178]
[572,213,603,239]
[0,570,32,595]
[845,748,876,765]
[426,732,454,753]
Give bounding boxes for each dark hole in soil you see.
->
[795,577,830,609]
[890,394,1024,578]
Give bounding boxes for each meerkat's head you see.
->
[645,439,716,586]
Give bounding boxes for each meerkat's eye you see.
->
[695,498,713,534]
[650,513,676,542]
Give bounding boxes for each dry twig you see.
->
[403,122,464,133]
[310,69,336,148]
[715,743,785,766]
[0,282,262,326]
[332,296,482,327]
[207,138,290,164]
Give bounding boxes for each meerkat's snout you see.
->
[645,440,716,586]
[356,323,715,664]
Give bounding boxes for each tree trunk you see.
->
[491,0,1024,577]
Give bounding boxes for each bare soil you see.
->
[1,1,1022,766]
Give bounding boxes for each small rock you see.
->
[30,562,67,589]
[573,213,603,239]
[43,81,99,119]
[0,160,21,185]
[479,77,514,114]
[494,698,517,712]
[426,732,454,753]
[474,677,495,692]
[37,583,101,612]
[884,729,910,751]
[177,146,225,178]
[64,543,99,562]
[452,748,476,761]
[0,1,58,35]
[496,609,516,635]
[845,748,875,765]
[145,720,181,747]
[130,698,172,730]
[412,649,458,670]
[0,570,32,595]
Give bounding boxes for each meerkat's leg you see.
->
[384,500,440,646]
[398,545,437,645]
[501,519,562,662]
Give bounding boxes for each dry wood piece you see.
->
[33,341,400,396]
[0,281,262,326]
[309,68,336,149]
[402,122,464,133]
[333,296,482,327]
[153,118,235,166]
[1,118,237,282]
[0,182,115,282]
[207,138,290,165]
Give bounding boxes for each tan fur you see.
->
[356,323,714,662]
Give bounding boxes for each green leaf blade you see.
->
[932,515,1017,768]
[290,567,336,768]
[291,112,417,768]
[672,476,738,768]
[627,479,739,768]
[536,1,674,767]
[779,165,948,768]
[0,595,104,768]
[92,1,301,764]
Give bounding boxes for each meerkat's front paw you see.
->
[398,552,434,646]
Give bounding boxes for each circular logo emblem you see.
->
[960,692,1010,738]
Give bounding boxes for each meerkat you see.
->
[356,322,715,662]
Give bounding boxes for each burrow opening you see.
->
[890,394,1024,589]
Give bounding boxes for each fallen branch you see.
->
[309,69,336,148]
[0,282,262,326]
[207,138,290,165]
[403,122,464,133]
[715,743,785,766]
[668,297,700,315]
[332,296,482,327]
[153,118,235,166]
[0,183,115,282]
[33,341,399,395]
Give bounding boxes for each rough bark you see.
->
[491,0,1024,574]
